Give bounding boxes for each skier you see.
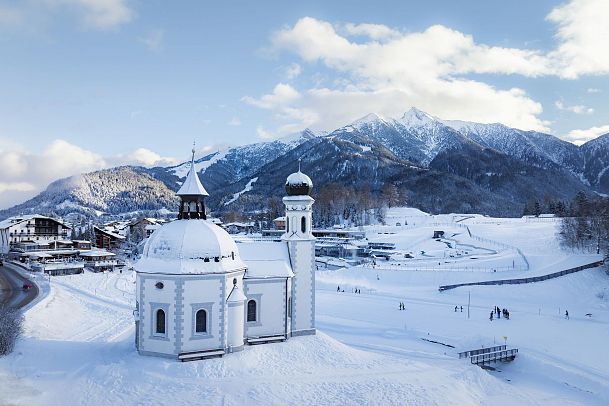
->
[460,306,463,312]
[337,285,340,292]
[490,312,493,321]
[565,310,569,320]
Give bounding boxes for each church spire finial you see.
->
[191,141,196,162]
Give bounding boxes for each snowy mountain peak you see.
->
[350,113,387,128]
[400,107,436,127]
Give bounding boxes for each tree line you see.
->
[559,192,609,258]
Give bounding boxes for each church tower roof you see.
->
[177,147,209,197]
[285,159,312,196]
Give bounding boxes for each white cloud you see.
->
[138,29,164,51]
[256,126,275,140]
[285,63,302,79]
[0,182,36,194]
[0,139,178,209]
[247,2,609,136]
[343,22,399,41]
[555,100,594,115]
[228,117,241,126]
[242,83,301,109]
[564,124,609,145]
[48,0,134,29]
[547,0,609,78]
[249,17,551,134]
[117,148,177,167]
[587,88,601,93]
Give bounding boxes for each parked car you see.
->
[22,283,32,291]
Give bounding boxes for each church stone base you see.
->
[290,329,316,337]
[227,345,245,353]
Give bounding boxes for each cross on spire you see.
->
[191,141,196,162]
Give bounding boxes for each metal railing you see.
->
[470,349,518,365]
[458,345,506,359]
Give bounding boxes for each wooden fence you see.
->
[439,260,604,291]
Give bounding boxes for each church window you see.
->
[301,216,306,233]
[247,300,257,322]
[195,309,207,333]
[189,201,197,212]
[183,202,189,212]
[286,217,289,233]
[155,309,166,335]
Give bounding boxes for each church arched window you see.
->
[247,300,257,322]
[183,202,189,212]
[301,216,306,233]
[189,201,197,212]
[195,309,207,333]
[155,309,166,335]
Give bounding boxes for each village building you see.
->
[134,150,316,361]
[0,215,71,255]
[80,250,119,272]
[272,216,286,229]
[223,221,255,234]
[130,218,168,241]
[94,226,126,251]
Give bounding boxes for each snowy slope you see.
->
[2,214,609,405]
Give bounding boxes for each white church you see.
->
[133,151,316,361]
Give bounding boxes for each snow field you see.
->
[1,212,608,405]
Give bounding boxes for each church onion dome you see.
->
[285,170,313,196]
[135,220,246,275]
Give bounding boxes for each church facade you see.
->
[133,151,316,361]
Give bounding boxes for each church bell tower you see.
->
[177,147,209,220]
[282,161,316,336]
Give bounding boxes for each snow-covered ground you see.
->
[1,210,608,405]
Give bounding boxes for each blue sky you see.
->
[0,0,608,208]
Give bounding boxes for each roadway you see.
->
[0,262,39,309]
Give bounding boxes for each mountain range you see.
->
[2,107,608,220]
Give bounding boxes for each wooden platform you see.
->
[247,335,286,345]
[178,349,225,362]
[459,345,518,366]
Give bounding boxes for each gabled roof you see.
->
[238,241,294,279]
[93,226,126,240]
[0,214,71,230]
[177,158,209,196]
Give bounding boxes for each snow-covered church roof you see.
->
[238,241,294,278]
[177,154,209,196]
[136,219,246,275]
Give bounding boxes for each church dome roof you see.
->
[285,170,313,196]
[135,219,246,275]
